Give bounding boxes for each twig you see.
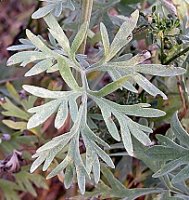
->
[164,46,189,65]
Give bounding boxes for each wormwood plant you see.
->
[6,0,187,197]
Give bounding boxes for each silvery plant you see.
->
[6,0,187,198]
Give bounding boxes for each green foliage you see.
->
[76,165,162,200]
[148,113,189,184]
[127,112,189,200]
[0,82,47,200]
[0,179,20,200]
[0,168,48,200]
[14,169,48,197]
[0,83,37,153]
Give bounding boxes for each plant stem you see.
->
[79,0,94,54]
[164,46,189,65]
[74,0,94,86]
[160,35,164,64]
[165,46,189,117]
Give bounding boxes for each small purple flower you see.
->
[1,134,11,141]
[0,150,23,174]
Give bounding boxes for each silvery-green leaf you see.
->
[40,132,77,178]
[7,44,35,51]
[90,95,156,155]
[113,53,132,62]
[73,137,87,194]
[30,153,47,173]
[120,103,166,118]
[94,143,115,168]
[100,22,110,58]
[82,128,109,175]
[84,125,109,148]
[42,144,64,171]
[108,10,139,60]
[27,99,61,129]
[48,32,58,47]
[108,69,138,93]
[106,52,151,69]
[82,134,96,174]
[65,0,75,11]
[57,57,80,90]
[100,108,120,141]
[7,51,48,66]
[99,98,165,118]
[76,165,86,195]
[127,118,152,146]
[134,64,186,76]
[54,101,68,129]
[89,59,186,86]
[90,75,131,97]
[117,115,134,156]
[95,62,185,78]
[101,165,128,191]
[47,156,70,179]
[46,63,59,73]
[160,193,183,200]
[99,166,162,200]
[137,123,153,133]
[32,0,75,19]
[25,59,54,76]
[71,22,88,54]
[81,128,104,180]
[69,94,79,122]
[87,116,98,129]
[23,85,75,99]
[44,14,70,55]
[64,164,74,189]
[172,165,189,183]
[36,131,74,153]
[133,73,168,100]
[32,4,55,19]
[147,146,184,161]
[26,29,53,55]
[171,112,189,148]
[53,2,63,17]
[19,38,32,44]
[156,135,188,152]
[92,97,120,141]
[92,155,100,184]
[153,157,188,178]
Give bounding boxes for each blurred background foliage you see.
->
[0,0,189,199]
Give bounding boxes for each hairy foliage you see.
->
[4,0,189,198]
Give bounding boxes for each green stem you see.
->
[160,35,164,64]
[165,46,189,115]
[74,0,94,86]
[164,46,189,65]
[79,0,94,54]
